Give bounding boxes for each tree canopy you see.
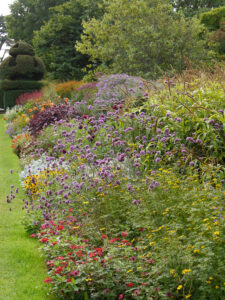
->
[76,0,208,79]
[0,16,12,52]
[5,0,68,44]
[170,0,225,16]
[33,0,104,80]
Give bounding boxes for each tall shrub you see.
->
[0,41,45,109]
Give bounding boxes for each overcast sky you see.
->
[1,0,15,16]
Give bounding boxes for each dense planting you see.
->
[4,70,225,299]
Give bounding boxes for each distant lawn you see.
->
[0,115,50,300]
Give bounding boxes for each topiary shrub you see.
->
[9,41,35,57]
[0,41,45,109]
[2,80,43,91]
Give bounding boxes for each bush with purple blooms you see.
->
[4,68,225,300]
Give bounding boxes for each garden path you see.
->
[0,115,50,300]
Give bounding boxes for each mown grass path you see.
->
[0,115,50,300]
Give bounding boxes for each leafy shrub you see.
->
[28,104,80,135]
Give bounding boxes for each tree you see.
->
[5,0,68,44]
[76,0,208,79]
[170,0,225,16]
[33,0,104,80]
[0,15,12,51]
[200,7,225,57]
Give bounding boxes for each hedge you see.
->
[1,80,44,91]
[3,89,35,109]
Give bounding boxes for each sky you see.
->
[1,0,15,16]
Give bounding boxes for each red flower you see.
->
[121,231,128,237]
[44,277,52,283]
[52,242,58,246]
[68,209,73,212]
[101,234,108,239]
[118,295,124,300]
[57,256,64,260]
[95,247,103,256]
[54,267,63,274]
[67,278,72,282]
[139,228,143,232]
[126,283,134,287]
[41,238,49,243]
[56,225,64,230]
[89,252,97,258]
[75,250,83,257]
[109,238,117,243]
[70,244,79,249]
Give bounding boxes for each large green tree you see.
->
[170,0,225,16]
[33,0,104,80]
[200,7,225,57]
[0,16,10,51]
[76,0,208,78]
[5,0,68,44]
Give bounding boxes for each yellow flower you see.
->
[193,249,200,253]
[85,278,92,282]
[170,269,175,274]
[182,269,192,275]
[185,295,192,299]
[214,231,219,235]
[177,285,182,290]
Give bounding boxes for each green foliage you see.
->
[0,15,12,52]
[76,0,208,79]
[0,42,45,81]
[200,7,225,57]
[171,0,225,17]
[9,41,35,57]
[1,80,43,91]
[5,0,68,44]
[33,0,105,80]
[0,88,3,108]
[3,90,35,109]
[200,6,225,31]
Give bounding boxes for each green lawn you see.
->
[0,115,50,300]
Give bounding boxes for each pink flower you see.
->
[118,295,124,300]
[134,289,140,296]
[121,231,128,237]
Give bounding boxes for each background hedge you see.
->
[3,90,35,109]
[1,80,44,91]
